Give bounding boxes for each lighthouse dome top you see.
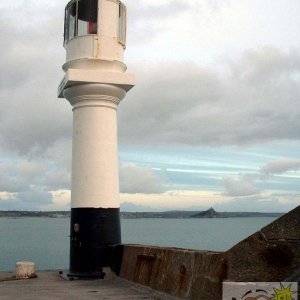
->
[63,0,127,64]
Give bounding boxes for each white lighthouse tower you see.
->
[58,0,134,278]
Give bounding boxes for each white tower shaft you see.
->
[65,84,125,209]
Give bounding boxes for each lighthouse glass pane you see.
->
[68,11,76,40]
[64,1,77,45]
[118,2,126,46]
[64,0,97,46]
[77,0,98,36]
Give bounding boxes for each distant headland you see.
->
[0,207,283,219]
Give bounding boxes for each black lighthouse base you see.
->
[68,207,123,279]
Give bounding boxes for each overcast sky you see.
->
[0,0,299,212]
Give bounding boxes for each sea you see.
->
[0,217,277,272]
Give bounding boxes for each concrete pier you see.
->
[0,269,178,300]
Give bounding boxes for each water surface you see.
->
[0,217,277,271]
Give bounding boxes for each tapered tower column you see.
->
[58,0,134,278]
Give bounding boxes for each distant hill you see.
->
[189,207,282,218]
[0,211,70,218]
[190,207,219,218]
[121,210,195,219]
[0,209,283,219]
[121,208,282,219]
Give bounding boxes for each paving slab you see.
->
[0,270,178,300]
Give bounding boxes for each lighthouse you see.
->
[58,0,135,278]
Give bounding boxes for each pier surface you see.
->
[0,270,177,300]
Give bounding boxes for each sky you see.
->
[0,0,299,212]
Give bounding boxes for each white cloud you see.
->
[46,189,71,210]
[222,159,300,199]
[276,193,300,206]
[261,159,300,177]
[215,193,297,213]
[0,192,17,201]
[120,163,166,194]
[223,176,260,197]
[121,189,231,210]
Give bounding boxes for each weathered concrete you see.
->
[0,269,178,300]
[120,245,225,299]
[225,205,300,282]
[15,261,36,279]
[119,205,300,300]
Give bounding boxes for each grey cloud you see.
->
[118,62,223,145]
[0,154,71,194]
[44,169,71,191]
[0,4,64,91]
[15,190,52,205]
[232,47,300,86]
[0,2,71,156]
[0,190,52,210]
[119,47,300,147]
[0,98,71,155]
[2,5,299,157]
[0,161,46,193]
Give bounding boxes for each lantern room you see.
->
[64,0,98,44]
[63,0,127,64]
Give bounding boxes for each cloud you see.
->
[222,158,300,197]
[119,47,300,147]
[0,189,53,211]
[120,201,156,212]
[0,192,16,201]
[120,163,166,194]
[121,189,230,210]
[0,158,71,193]
[1,3,299,158]
[0,0,70,156]
[126,0,190,44]
[215,193,294,213]
[47,189,71,210]
[220,191,300,213]
[276,193,300,206]
[0,1,299,212]
[260,159,300,177]
[0,1,299,156]
[223,176,260,197]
